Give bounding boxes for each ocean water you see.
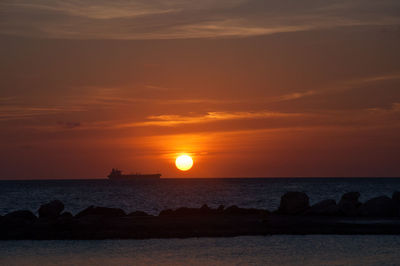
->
[1,236,400,266]
[1,178,400,265]
[0,178,399,215]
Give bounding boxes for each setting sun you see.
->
[175,155,194,171]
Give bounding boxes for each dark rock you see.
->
[54,212,74,227]
[159,209,174,216]
[305,199,340,216]
[392,191,400,202]
[173,207,200,216]
[223,205,239,213]
[200,204,210,211]
[59,212,73,219]
[199,204,220,215]
[278,192,309,214]
[338,192,361,216]
[359,196,398,217]
[75,206,126,219]
[158,205,262,217]
[38,200,64,218]
[224,205,268,215]
[392,191,400,216]
[341,192,361,202]
[159,206,214,216]
[127,211,150,217]
[3,210,37,226]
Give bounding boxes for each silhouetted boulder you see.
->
[223,205,239,214]
[174,207,197,216]
[159,205,216,216]
[59,212,73,219]
[38,200,64,218]
[158,205,263,217]
[305,199,340,216]
[338,192,361,216]
[3,210,37,226]
[342,191,360,201]
[217,205,225,212]
[278,192,309,214]
[75,206,126,219]
[127,211,150,217]
[359,196,398,217]
[159,209,174,216]
[392,191,400,202]
[223,205,268,215]
[200,204,211,212]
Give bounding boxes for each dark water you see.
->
[0,178,399,215]
[1,236,400,266]
[1,178,400,265]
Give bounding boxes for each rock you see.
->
[199,204,221,215]
[75,206,126,219]
[173,207,196,216]
[223,205,268,215]
[59,212,73,219]
[38,200,64,218]
[359,196,398,217]
[200,204,210,211]
[158,205,267,217]
[341,192,361,202]
[127,211,150,217]
[338,192,361,216]
[392,191,400,202]
[305,199,340,216]
[159,209,174,216]
[159,205,215,216]
[222,205,239,213]
[278,192,309,214]
[3,210,37,226]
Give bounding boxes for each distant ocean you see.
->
[1,177,399,215]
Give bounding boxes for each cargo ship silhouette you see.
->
[107,168,161,180]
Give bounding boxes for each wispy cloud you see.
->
[118,111,302,127]
[271,90,317,102]
[1,0,400,39]
[347,72,400,85]
[0,105,85,121]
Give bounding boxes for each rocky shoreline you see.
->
[2,191,400,239]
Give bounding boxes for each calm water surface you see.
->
[1,236,400,266]
[0,178,400,215]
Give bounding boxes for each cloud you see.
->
[57,121,81,129]
[118,111,303,127]
[347,72,400,85]
[1,0,400,39]
[272,90,317,102]
[0,105,85,121]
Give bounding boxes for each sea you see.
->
[1,177,400,265]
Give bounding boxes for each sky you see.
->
[1,0,400,178]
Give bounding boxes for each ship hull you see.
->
[108,174,161,180]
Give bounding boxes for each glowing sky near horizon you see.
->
[0,0,400,178]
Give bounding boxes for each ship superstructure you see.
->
[107,168,161,180]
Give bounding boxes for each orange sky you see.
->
[1,1,400,178]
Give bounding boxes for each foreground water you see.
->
[1,235,400,266]
[0,178,399,215]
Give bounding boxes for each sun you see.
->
[175,155,193,171]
